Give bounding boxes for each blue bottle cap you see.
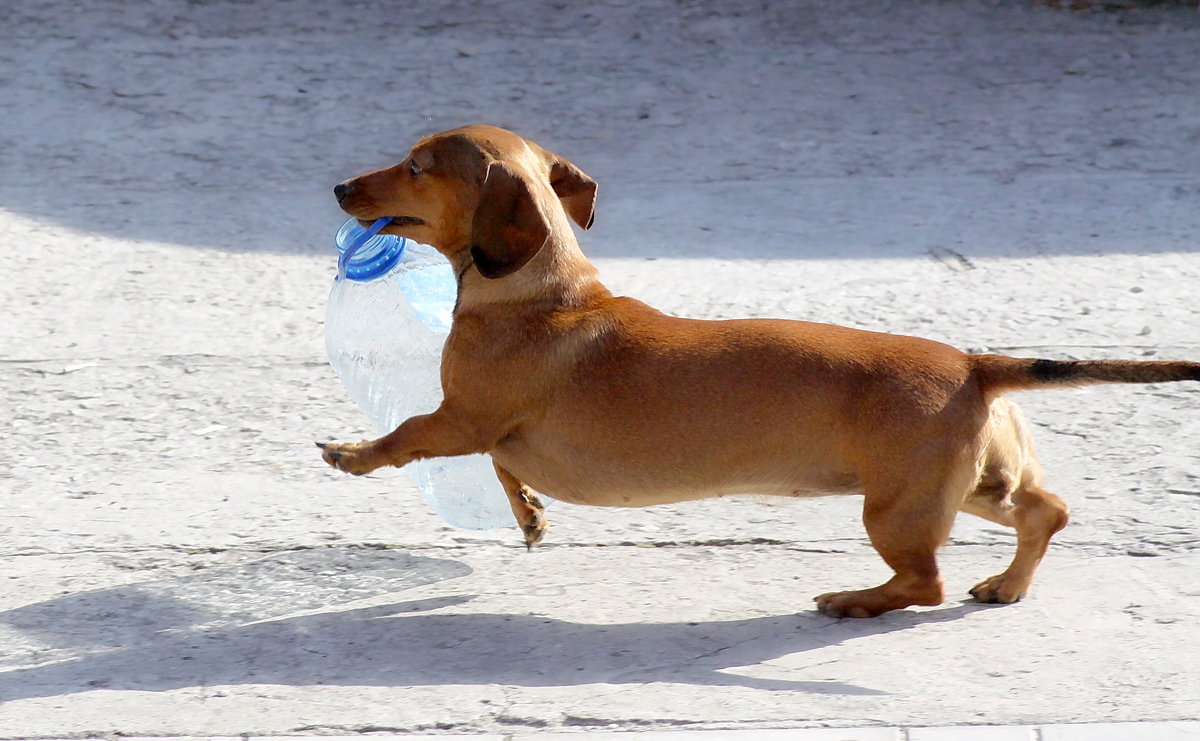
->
[335,218,407,281]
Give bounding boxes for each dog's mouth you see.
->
[358,215,425,229]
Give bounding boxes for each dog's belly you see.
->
[491,436,860,507]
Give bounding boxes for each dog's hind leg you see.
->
[494,463,547,550]
[961,400,1070,604]
[815,458,972,618]
[814,494,952,617]
[814,420,1001,619]
[962,481,1070,604]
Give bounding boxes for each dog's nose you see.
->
[333,183,349,203]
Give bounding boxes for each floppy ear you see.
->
[469,162,551,279]
[548,156,597,230]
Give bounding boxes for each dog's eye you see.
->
[408,160,422,177]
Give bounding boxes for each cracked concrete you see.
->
[2,0,1200,737]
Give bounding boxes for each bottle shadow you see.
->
[0,546,991,701]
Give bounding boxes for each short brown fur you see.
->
[321,125,1199,617]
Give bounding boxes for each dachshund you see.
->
[320,125,1199,617]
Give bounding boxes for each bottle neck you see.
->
[336,218,407,281]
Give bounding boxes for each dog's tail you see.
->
[972,354,1200,395]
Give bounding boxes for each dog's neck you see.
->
[454,224,609,314]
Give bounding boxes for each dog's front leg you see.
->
[318,409,488,476]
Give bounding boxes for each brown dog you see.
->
[320,125,1200,618]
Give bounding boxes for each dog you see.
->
[320,125,1199,618]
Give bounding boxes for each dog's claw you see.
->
[318,440,379,475]
[520,504,546,551]
[970,588,1010,604]
[815,595,868,619]
[319,444,344,464]
[815,589,912,619]
[968,575,1025,605]
[522,522,545,550]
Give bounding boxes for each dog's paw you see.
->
[814,591,883,619]
[815,579,942,618]
[521,509,547,550]
[517,487,548,551]
[968,574,1026,604]
[316,441,383,476]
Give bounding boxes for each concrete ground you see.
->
[2,725,1198,741]
[2,0,1198,737]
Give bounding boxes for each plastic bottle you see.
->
[324,217,516,529]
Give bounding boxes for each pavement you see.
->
[2,0,1199,739]
[6,724,1200,741]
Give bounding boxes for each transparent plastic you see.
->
[325,219,514,529]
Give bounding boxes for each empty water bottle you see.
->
[324,217,516,529]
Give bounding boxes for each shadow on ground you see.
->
[0,546,990,701]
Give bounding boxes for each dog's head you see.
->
[334,125,596,281]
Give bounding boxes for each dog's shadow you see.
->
[0,547,987,701]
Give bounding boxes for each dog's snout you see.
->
[333,182,350,204]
